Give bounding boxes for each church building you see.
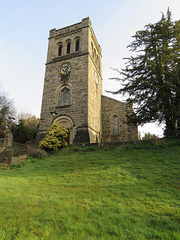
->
[37,17,138,144]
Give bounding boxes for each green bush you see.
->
[39,123,68,152]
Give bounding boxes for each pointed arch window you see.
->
[66,89,70,105]
[60,87,70,106]
[113,116,118,135]
[91,43,94,57]
[94,49,96,60]
[96,55,99,66]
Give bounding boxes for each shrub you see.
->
[39,123,68,152]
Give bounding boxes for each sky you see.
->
[0,0,179,137]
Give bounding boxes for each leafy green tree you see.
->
[111,9,180,137]
[12,114,39,143]
[39,123,68,152]
[12,119,27,143]
[0,86,14,137]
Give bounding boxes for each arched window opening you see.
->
[66,89,70,105]
[58,45,62,56]
[75,39,80,51]
[113,116,118,135]
[94,49,96,60]
[67,42,71,54]
[97,55,99,66]
[91,43,94,57]
[60,87,70,106]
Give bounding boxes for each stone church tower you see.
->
[38,17,102,144]
[37,17,138,144]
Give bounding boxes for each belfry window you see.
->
[60,87,70,106]
[75,39,80,51]
[113,116,118,135]
[67,42,71,54]
[94,49,96,60]
[91,43,94,57]
[58,45,62,56]
[97,55,99,66]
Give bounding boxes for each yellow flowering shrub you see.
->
[39,123,68,152]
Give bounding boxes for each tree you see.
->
[111,9,180,137]
[12,113,39,143]
[0,86,14,137]
[39,123,68,152]
[12,119,27,143]
[142,132,158,140]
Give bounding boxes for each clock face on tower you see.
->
[60,63,71,75]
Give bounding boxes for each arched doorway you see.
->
[54,116,74,144]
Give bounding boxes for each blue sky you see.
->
[0,0,179,137]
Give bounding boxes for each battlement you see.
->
[49,17,101,55]
[49,17,91,38]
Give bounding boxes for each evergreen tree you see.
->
[12,115,39,143]
[112,9,180,137]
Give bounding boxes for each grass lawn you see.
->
[0,141,180,239]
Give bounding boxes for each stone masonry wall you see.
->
[38,17,102,144]
[39,18,90,136]
[101,96,138,143]
[87,25,102,143]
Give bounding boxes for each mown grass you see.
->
[0,140,180,239]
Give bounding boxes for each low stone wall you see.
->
[13,144,28,157]
[0,146,13,165]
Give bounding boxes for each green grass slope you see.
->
[0,142,180,239]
